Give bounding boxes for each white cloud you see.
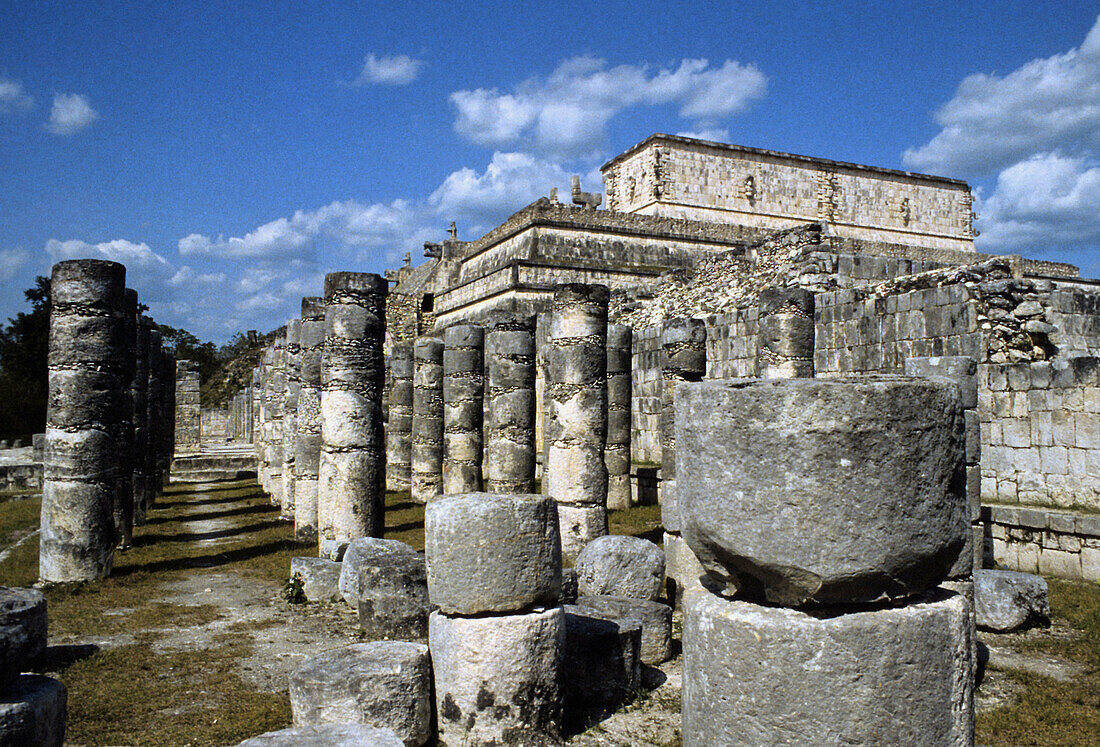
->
[46,238,168,269]
[904,15,1100,176]
[355,53,424,86]
[168,265,227,287]
[976,153,1100,258]
[0,248,30,282]
[676,128,730,143]
[45,93,98,135]
[450,56,766,157]
[0,78,33,112]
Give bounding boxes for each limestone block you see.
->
[562,606,641,711]
[663,531,705,600]
[358,553,429,640]
[575,535,665,601]
[0,674,67,747]
[561,567,578,605]
[973,569,1050,632]
[339,538,420,608]
[319,539,349,562]
[575,595,673,664]
[682,588,973,747]
[289,641,431,746]
[0,588,47,687]
[557,504,609,565]
[659,481,681,533]
[429,607,564,746]
[289,558,342,603]
[236,723,403,747]
[678,377,967,606]
[904,356,978,409]
[425,493,561,615]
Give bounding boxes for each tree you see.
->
[0,276,50,441]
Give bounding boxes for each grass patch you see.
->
[384,490,425,550]
[610,502,663,545]
[977,579,1100,746]
[0,494,41,547]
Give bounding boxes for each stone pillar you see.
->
[114,288,138,549]
[484,314,537,494]
[443,325,484,494]
[546,284,609,562]
[174,360,201,452]
[385,342,413,493]
[677,377,973,745]
[426,492,564,744]
[411,336,444,504]
[132,316,151,526]
[282,318,301,521]
[295,297,324,542]
[267,332,286,506]
[605,324,632,511]
[40,259,126,583]
[756,286,815,379]
[160,350,176,488]
[145,328,164,505]
[253,363,265,478]
[318,272,388,543]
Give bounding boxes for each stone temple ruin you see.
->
[3,133,1099,744]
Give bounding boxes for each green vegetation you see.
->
[0,277,49,442]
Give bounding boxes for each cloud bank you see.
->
[46,93,98,135]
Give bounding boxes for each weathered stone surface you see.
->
[385,342,413,493]
[318,273,388,542]
[236,723,403,747]
[678,377,967,606]
[281,318,302,521]
[575,534,665,601]
[358,553,430,640]
[289,641,431,746]
[429,607,564,746]
[663,531,704,602]
[339,538,420,608]
[756,286,815,379]
[41,259,127,583]
[0,674,67,747]
[425,493,561,615]
[904,356,978,409]
[289,557,342,603]
[562,606,641,711]
[605,324,632,510]
[443,325,483,495]
[683,588,973,746]
[411,337,444,504]
[484,315,537,494]
[974,569,1050,633]
[0,588,47,687]
[575,595,673,664]
[319,539,349,562]
[561,567,578,605]
[659,318,706,540]
[557,504,609,565]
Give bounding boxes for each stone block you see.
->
[575,535,665,601]
[339,539,421,608]
[236,724,403,746]
[682,588,972,746]
[319,539,349,562]
[562,606,641,714]
[429,607,564,746]
[358,553,429,640]
[574,595,673,664]
[289,641,431,746]
[973,569,1049,632]
[0,674,67,747]
[560,567,578,605]
[289,558,342,603]
[678,377,967,605]
[904,356,977,408]
[557,504,609,565]
[0,588,47,688]
[1038,547,1081,578]
[425,493,561,615]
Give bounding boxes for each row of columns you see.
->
[226,387,254,442]
[40,259,176,583]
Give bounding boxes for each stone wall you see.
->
[201,407,228,440]
[987,504,1100,581]
[979,358,1100,512]
[174,360,201,452]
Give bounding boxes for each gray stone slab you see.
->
[683,588,973,746]
[575,535,665,601]
[678,377,967,606]
[358,553,429,640]
[339,538,420,608]
[236,724,403,747]
[974,569,1050,632]
[289,641,431,746]
[0,674,67,747]
[0,588,47,687]
[574,595,673,664]
[289,557,342,603]
[425,493,561,615]
[562,606,641,713]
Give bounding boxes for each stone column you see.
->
[267,332,287,506]
[677,377,973,745]
[605,324,632,511]
[318,272,388,544]
[443,325,484,494]
[132,316,151,526]
[174,360,201,452]
[160,350,176,488]
[295,297,324,542]
[282,318,301,521]
[756,286,815,379]
[385,342,413,493]
[485,314,537,494]
[40,259,127,583]
[660,318,707,603]
[146,328,164,506]
[253,363,265,479]
[411,336,444,504]
[546,284,609,562]
[114,288,138,549]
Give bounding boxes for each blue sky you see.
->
[2,2,1098,342]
